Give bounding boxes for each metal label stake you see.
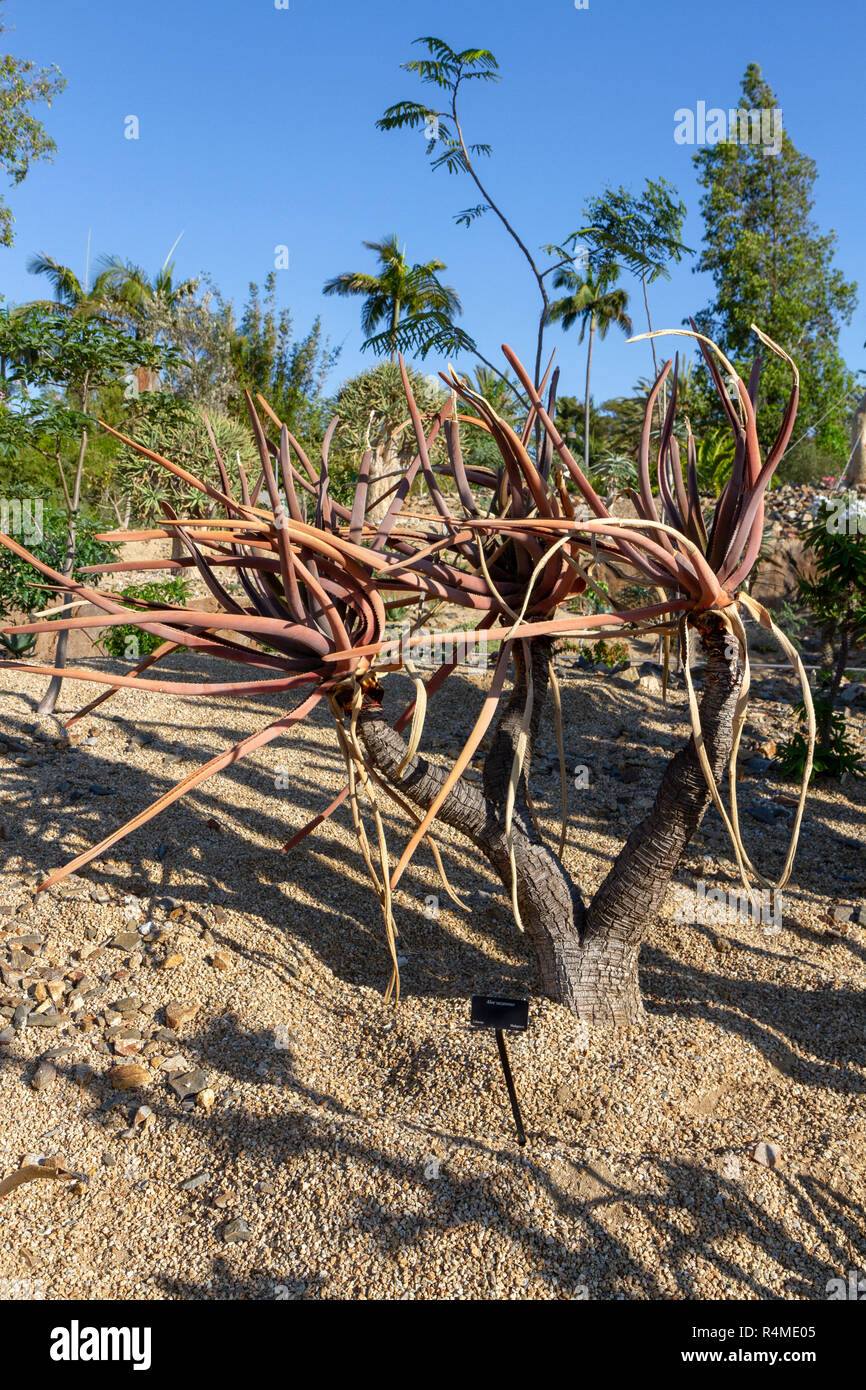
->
[470,995,529,1147]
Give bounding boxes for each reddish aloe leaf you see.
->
[36,690,326,893]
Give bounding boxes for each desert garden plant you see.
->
[0,327,815,1026]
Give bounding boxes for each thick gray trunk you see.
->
[579,613,744,1023]
[355,617,742,1027]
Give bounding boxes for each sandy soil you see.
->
[0,650,864,1301]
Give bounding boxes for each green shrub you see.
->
[0,500,117,622]
[97,576,189,660]
[589,637,630,668]
[777,699,864,781]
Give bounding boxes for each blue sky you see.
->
[2,0,863,408]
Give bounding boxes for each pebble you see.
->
[30,1061,57,1091]
[165,1000,199,1032]
[110,933,141,951]
[752,1142,782,1169]
[180,1171,209,1192]
[169,1069,210,1101]
[221,1217,251,1244]
[107,1063,150,1090]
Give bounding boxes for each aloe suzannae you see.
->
[0,327,813,1026]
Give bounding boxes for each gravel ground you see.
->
[0,651,864,1301]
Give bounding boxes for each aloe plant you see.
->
[0,629,36,657]
[0,327,815,1025]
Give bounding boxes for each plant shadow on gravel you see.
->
[1,660,864,1300]
[1,661,864,1073]
[111,1008,862,1301]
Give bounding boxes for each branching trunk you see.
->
[356,615,743,1027]
[357,643,586,1006]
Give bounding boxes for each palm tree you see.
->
[323,235,462,361]
[548,265,632,474]
[95,243,198,389]
[26,250,116,318]
[96,249,198,338]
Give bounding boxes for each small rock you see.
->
[159,1053,189,1073]
[209,951,232,973]
[110,994,141,1015]
[221,1217,251,1244]
[89,886,111,904]
[169,1068,209,1100]
[752,1141,782,1169]
[423,1154,440,1181]
[73,1062,94,1084]
[831,904,861,925]
[107,1063,150,1091]
[162,954,185,970]
[196,1088,216,1111]
[109,933,141,952]
[180,1171,209,1192]
[165,1000,199,1032]
[30,1061,57,1091]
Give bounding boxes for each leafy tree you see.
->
[778,498,866,778]
[378,37,588,391]
[140,274,235,413]
[113,399,259,524]
[0,303,167,710]
[548,264,632,472]
[580,178,690,415]
[96,244,198,338]
[692,63,858,468]
[323,234,467,362]
[27,249,117,317]
[0,3,65,245]
[227,272,339,439]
